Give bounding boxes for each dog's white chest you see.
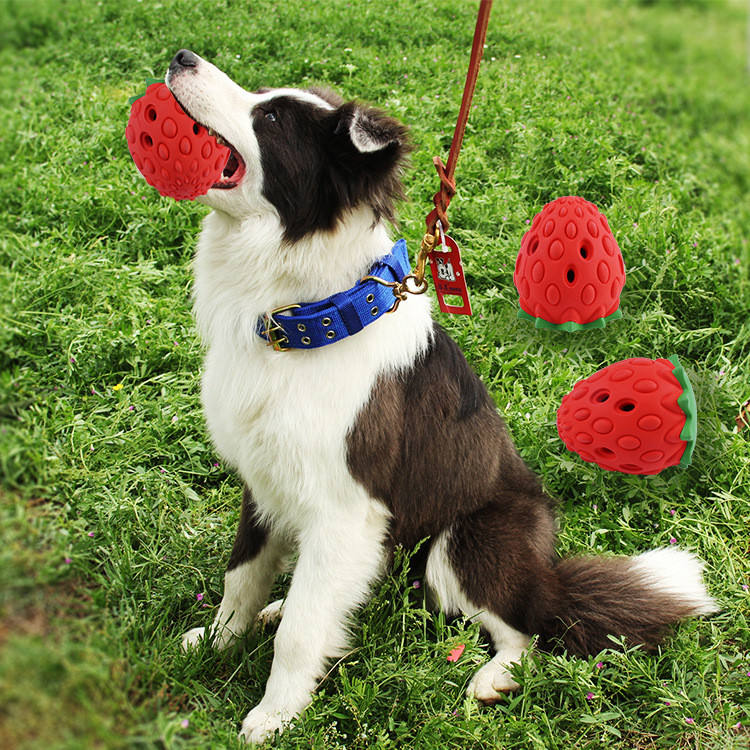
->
[200,317,426,526]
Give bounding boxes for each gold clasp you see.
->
[261,303,301,351]
[415,230,439,285]
[360,233,436,314]
[361,271,429,314]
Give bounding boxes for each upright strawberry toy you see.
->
[514,196,626,331]
[557,356,697,475]
[126,81,232,201]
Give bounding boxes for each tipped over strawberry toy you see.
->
[557,356,697,475]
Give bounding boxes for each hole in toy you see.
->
[146,106,157,121]
[579,247,587,258]
[193,123,201,135]
[528,237,539,255]
[140,132,153,149]
[592,389,610,403]
[580,240,593,260]
[566,267,576,284]
[617,400,636,412]
[596,447,615,457]
[622,463,640,472]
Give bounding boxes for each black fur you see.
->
[227,486,268,571]
[252,94,411,242]
[347,323,545,549]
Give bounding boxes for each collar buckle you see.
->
[261,304,301,351]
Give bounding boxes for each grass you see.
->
[1,0,749,747]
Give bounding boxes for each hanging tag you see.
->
[428,223,472,315]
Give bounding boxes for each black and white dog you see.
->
[165,50,716,744]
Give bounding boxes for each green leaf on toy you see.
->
[517,306,623,332]
[128,77,166,107]
[668,354,698,468]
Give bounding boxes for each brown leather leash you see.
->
[368,0,493,312]
[414,0,494,288]
[426,0,494,236]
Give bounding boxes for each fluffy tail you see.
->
[538,547,718,656]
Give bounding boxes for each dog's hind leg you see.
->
[425,496,557,703]
[238,498,390,744]
[182,486,289,651]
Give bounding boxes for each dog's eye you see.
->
[265,111,277,122]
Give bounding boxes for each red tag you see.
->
[428,232,472,315]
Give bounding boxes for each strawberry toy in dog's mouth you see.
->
[126,81,244,200]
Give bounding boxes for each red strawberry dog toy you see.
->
[557,356,697,475]
[514,196,626,331]
[126,81,236,201]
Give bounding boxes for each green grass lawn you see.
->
[1,0,749,747]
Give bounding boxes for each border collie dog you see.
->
[166,50,716,744]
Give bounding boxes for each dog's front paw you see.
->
[238,705,290,745]
[467,659,520,704]
[181,626,207,652]
[256,599,284,628]
[181,624,239,652]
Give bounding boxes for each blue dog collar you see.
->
[257,239,411,351]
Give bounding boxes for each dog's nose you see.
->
[170,49,199,72]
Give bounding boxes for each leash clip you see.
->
[360,272,428,314]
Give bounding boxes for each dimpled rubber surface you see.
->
[557,356,696,475]
[126,82,230,201]
[514,196,626,329]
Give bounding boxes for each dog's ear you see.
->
[315,102,411,233]
[332,103,410,160]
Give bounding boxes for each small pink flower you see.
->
[742,584,748,591]
[665,701,671,706]
[669,537,677,545]
[196,593,204,602]
[412,580,421,589]
[181,719,189,728]
[64,557,72,564]
[585,692,594,701]
[685,717,695,725]
[447,644,465,662]
[88,531,95,537]
[596,662,604,669]
[669,509,676,516]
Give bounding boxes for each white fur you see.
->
[631,548,718,616]
[425,530,531,702]
[169,53,434,744]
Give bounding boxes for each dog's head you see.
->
[166,50,410,240]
